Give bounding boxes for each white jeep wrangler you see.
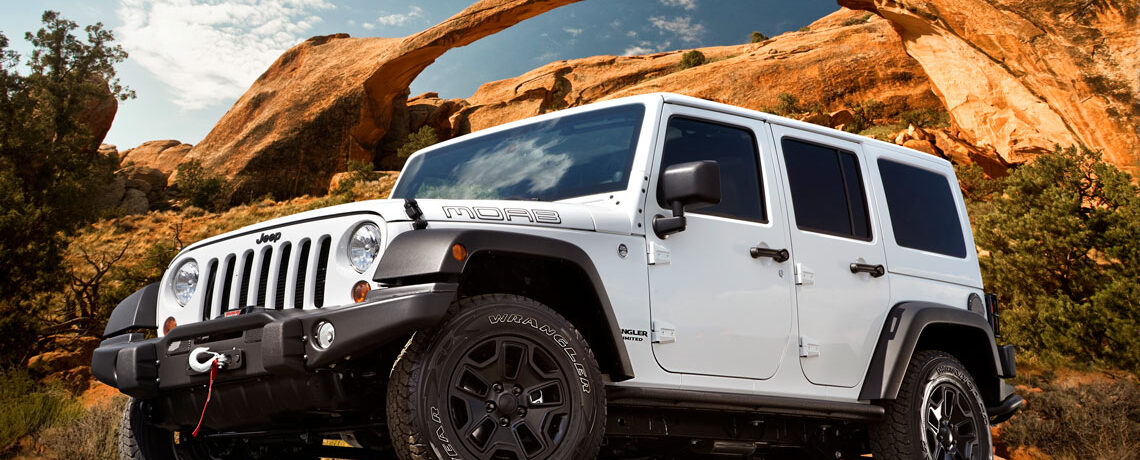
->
[93,93,1021,460]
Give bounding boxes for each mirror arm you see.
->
[652,201,688,238]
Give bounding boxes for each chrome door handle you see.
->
[850,263,885,278]
[750,247,790,263]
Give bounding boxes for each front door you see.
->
[646,106,794,380]
[771,126,890,388]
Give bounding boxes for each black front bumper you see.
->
[92,283,455,402]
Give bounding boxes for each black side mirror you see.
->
[653,160,721,238]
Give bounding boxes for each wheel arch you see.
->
[374,228,635,381]
[860,302,1005,405]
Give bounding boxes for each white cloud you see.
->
[117,0,334,111]
[376,6,424,27]
[659,0,697,10]
[361,22,376,30]
[622,40,671,56]
[649,15,705,43]
[563,27,582,37]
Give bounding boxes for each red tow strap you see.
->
[191,361,219,437]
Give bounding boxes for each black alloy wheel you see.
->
[387,294,605,460]
[922,379,983,459]
[447,336,573,458]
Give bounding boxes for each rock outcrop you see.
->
[444,8,943,136]
[839,0,1140,172]
[186,0,582,201]
[120,140,192,175]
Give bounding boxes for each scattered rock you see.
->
[120,189,149,215]
[98,143,118,158]
[829,109,855,127]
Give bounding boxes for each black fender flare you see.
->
[859,302,1007,402]
[374,228,634,381]
[103,282,160,338]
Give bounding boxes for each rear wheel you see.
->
[870,350,992,460]
[386,294,606,460]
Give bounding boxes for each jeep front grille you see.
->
[200,234,333,318]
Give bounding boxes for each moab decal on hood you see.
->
[441,205,561,224]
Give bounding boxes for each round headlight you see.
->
[348,223,381,273]
[172,260,199,306]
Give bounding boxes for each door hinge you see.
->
[799,336,820,358]
[651,320,676,344]
[794,263,814,286]
[647,241,670,265]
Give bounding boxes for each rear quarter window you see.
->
[877,159,967,258]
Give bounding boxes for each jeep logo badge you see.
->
[255,232,281,244]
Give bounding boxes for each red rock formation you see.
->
[456,9,944,135]
[839,0,1140,172]
[187,0,582,201]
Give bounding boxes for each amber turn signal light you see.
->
[451,243,468,261]
[162,317,177,335]
[352,281,371,303]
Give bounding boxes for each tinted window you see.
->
[877,159,967,258]
[781,139,871,239]
[657,118,765,222]
[392,104,644,201]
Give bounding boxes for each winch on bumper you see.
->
[91,282,455,428]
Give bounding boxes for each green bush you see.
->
[1000,375,1140,458]
[330,159,380,195]
[841,14,874,27]
[175,159,230,212]
[774,92,802,116]
[396,126,439,165]
[679,50,707,70]
[749,31,769,43]
[0,372,78,453]
[35,395,125,459]
[844,99,884,133]
[968,146,1140,370]
[899,108,950,129]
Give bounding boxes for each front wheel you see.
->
[386,294,606,460]
[870,350,992,460]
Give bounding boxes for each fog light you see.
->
[163,317,177,335]
[314,321,335,350]
[451,243,467,261]
[352,281,371,303]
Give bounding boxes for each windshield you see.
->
[391,104,645,201]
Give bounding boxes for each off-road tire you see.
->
[120,398,177,460]
[386,294,606,460]
[870,350,992,460]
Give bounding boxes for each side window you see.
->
[781,138,871,240]
[657,117,766,222]
[877,159,967,258]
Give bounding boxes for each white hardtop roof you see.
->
[652,92,953,170]
[405,92,952,175]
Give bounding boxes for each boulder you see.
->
[120,189,149,215]
[97,175,127,211]
[829,109,855,128]
[119,140,192,175]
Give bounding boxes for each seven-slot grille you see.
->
[199,235,333,320]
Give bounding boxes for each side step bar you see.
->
[606,386,885,421]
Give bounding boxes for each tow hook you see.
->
[189,347,242,373]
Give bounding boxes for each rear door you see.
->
[645,105,794,380]
[771,126,890,388]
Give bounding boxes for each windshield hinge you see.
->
[404,199,428,230]
[647,241,670,265]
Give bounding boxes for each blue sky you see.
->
[0,0,838,150]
